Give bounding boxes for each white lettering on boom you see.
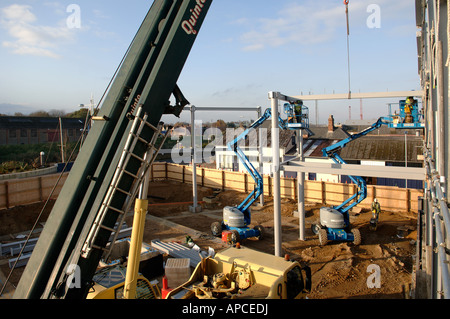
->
[181,0,207,35]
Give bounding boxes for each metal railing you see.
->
[422,148,450,298]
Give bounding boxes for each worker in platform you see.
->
[293,100,303,123]
[404,97,414,123]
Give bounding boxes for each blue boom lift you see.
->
[211,101,309,243]
[313,95,424,245]
[312,117,391,245]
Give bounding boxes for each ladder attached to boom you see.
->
[82,106,170,261]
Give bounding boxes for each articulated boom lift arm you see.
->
[322,117,390,214]
[228,108,299,217]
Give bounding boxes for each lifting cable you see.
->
[344,0,351,99]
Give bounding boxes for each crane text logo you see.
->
[181,0,208,35]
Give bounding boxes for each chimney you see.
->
[328,115,335,132]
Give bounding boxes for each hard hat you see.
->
[374,198,378,202]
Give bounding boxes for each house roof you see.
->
[290,135,423,164]
[0,116,85,129]
[302,139,337,157]
[307,125,350,140]
[339,135,423,163]
[265,129,296,148]
[211,115,424,164]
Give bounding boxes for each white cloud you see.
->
[238,0,414,52]
[0,4,74,58]
[239,2,344,52]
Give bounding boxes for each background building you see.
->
[0,116,85,145]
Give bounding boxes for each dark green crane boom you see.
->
[14,0,212,299]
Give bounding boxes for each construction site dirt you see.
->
[0,180,418,299]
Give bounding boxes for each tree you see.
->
[48,109,67,117]
[213,119,227,132]
[67,108,89,119]
[29,110,50,117]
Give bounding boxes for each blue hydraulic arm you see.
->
[322,117,390,214]
[228,108,294,218]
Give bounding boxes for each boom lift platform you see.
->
[14,0,212,299]
[388,97,424,129]
[211,101,309,243]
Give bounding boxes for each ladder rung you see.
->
[100,224,116,232]
[92,244,109,253]
[123,169,139,179]
[128,152,145,162]
[105,205,126,215]
[115,187,132,197]
[141,120,158,131]
[131,133,151,146]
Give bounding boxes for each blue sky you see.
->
[0,0,420,124]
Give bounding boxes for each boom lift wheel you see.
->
[253,225,265,240]
[351,228,361,245]
[311,223,321,235]
[318,228,328,246]
[230,230,241,244]
[211,221,222,237]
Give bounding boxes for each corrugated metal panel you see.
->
[150,240,201,267]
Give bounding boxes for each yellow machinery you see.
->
[87,265,160,299]
[123,197,148,299]
[166,246,311,299]
[89,155,156,299]
[87,198,160,299]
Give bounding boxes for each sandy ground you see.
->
[0,180,417,299]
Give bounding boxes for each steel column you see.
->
[269,92,282,257]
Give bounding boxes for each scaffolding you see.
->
[414,0,450,299]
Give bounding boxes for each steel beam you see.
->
[294,90,424,101]
[184,106,260,112]
[283,160,426,180]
